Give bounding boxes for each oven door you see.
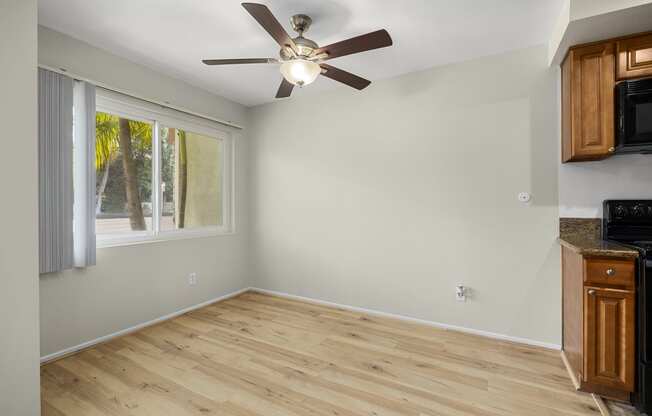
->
[616,78,652,154]
[635,258,652,412]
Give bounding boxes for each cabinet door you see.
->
[617,34,652,80]
[562,43,615,162]
[583,287,635,392]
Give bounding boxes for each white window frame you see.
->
[94,89,235,248]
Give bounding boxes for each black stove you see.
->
[604,200,652,413]
[635,242,652,254]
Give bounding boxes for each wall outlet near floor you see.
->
[188,272,197,286]
[456,285,467,302]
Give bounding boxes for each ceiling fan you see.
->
[202,2,393,99]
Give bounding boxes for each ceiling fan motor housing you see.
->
[279,14,318,60]
[281,36,319,59]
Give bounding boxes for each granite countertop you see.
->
[558,218,639,259]
[558,236,639,258]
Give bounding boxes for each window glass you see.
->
[95,112,153,235]
[159,126,223,230]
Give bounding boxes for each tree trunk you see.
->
[118,118,146,230]
[96,162,110,215]
[177,130,188,228]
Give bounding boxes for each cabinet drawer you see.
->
[584,258,635,288]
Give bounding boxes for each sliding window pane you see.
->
[160,126,222,230]
[95,112,153,235]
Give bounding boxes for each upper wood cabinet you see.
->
[561,31,652,163]
[562,42,616,163]
[617,33,652,80]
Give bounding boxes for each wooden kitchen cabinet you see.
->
[584,287,635,393]
[562,246,636,401]
[617,33,652,80]
[561,42,616,162]
[561,31,652,163]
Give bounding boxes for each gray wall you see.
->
[0,0,41,414]
[38,27,251,358]
[249,45,562,346]
[559,155,652,218]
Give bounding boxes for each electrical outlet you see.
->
[456,285,466,302]
[188,272,197,286]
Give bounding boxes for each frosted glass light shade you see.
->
[280,59,321,87]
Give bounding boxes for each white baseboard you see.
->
[249,287,561,351]
[41,286,560,364]
[40,287,250,364]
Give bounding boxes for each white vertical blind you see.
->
[72,81,96,267]
[39,68,74,274]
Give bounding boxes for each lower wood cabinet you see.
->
[584,287,635,392]
[562,246,636,400]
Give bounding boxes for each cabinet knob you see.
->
[588,289,596,296]
[606,268,616,276]
[608,147,615,153]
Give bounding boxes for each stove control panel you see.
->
[604,200,652,224]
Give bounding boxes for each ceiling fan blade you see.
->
[275,78,294,98]
[242,3,298,52]
[202,58,278,65]
[319,64,371,90]
[314,29,393,60]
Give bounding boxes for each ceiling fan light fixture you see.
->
[280,59,321,87]
[202,4,393,99]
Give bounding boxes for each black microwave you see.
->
[616,77,652,154]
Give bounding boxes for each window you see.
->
[93,90,233,247]
[159,126,223,230]
[95,113,153,236]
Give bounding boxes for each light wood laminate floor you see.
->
[42,291,606,415]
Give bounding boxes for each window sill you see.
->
[97,228,235,249]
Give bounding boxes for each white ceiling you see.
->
[38,0,565,107]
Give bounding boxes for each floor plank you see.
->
[42,291,607,416]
